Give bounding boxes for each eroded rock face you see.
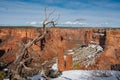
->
[87,29,120,70]
[0,27,120,70]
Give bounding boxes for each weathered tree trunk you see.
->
[10,8,58,79]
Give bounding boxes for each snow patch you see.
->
[52,63,58,70]
[52,70,120,80]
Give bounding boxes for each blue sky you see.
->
[0,0,120,27]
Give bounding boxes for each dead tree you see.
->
[10,8,59,80]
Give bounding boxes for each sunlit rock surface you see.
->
[0,27,120,70]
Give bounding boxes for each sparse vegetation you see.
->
[0,71,6,80]
[72,62,84,69]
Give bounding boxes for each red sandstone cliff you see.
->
[0,27,120,70]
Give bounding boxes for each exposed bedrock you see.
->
[0,27,120,70]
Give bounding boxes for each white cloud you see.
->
[26,21,47,25]
[26,21,39,25]
[30,22,38,25]
[39,21,48,24]
[62,21,87,25]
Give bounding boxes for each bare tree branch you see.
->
[43,9,56,24]
[10,8,59,79]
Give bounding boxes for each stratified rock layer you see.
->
[0,27,120,70]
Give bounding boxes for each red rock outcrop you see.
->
[65,54,73,70]
[0,27,120,70]
[86,29,120,70]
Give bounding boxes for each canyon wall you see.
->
[0,27,120,70]
[92,29,120,70]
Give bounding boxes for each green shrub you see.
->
[72,62,80,70]
[72,62,85,70]
[0,71,6,80]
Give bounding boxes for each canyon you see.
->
[0,27,120,70]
